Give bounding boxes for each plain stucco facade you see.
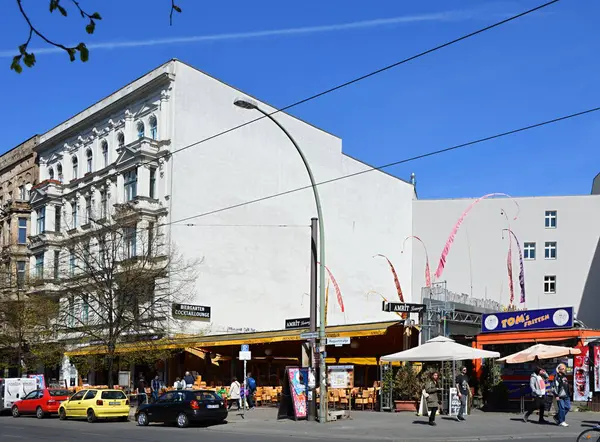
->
[413,195,600,327]
[168,62,415,333]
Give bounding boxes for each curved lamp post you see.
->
[233,99,327,422]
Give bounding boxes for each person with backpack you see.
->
[523,367,548,424]
[173,377,184,390]
[246,372,257,409]
[553,364,571,427]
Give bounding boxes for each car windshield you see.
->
[101,391,126,400]
[48,390,70,397]
[194,391,219,401]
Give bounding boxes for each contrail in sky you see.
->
[0,10,499,58]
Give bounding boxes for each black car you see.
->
[135,390,227,428]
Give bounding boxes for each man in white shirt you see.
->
[523,367,549,424]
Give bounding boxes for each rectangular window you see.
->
[124,169,137,201]
[68,296,75,327]
[147,222,155,257]
[18,217,27,244]
[544,275,556,294]
[545,210,557,228]
[100,190,107,218]
[16,261,26,288]
[71,202,78,228]
[98,235,106,264]
[125,226,136,259]
[69,250,76,276]
[19,185,27,201]
[35,253,44,279]
[81,294,89,324]
[85,197,91,225]
[37,207,45,234]
[544,241,557,259]
[149,168,156,199]
[55,206,61,232]
[53,250,60,280]
[84,241,91,270]
[523,242,536,260]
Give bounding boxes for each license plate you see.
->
[109,401,120,405]
[207,404,219,409]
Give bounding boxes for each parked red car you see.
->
[12,388,71,419]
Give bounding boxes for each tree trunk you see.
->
[107,352,115,388]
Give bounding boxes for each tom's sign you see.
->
[482,307,573,333]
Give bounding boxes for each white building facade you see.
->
[412,193,600,328]
[29,60,416,340]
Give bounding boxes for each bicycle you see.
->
[577,427,600,442]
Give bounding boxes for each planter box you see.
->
[394,400,418,412]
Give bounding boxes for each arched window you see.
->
[117,132,125,148]
[48,167,54,180]
[137,122,145,139]
[86,149,93,173]
[101,141,108,167]
[149,115,158,140]
[57,163,63,183]
[72,156,78,180]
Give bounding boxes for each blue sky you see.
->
[0,0,598,199]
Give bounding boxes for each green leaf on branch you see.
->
[10,56,23,74]
[77,43,89,62]
[58,5,68,16]
[173,5,182,13]
[18,44,27,55]
[49,0,59,12]
[23,52,36,68]
[85,20,96,34]
[90,12,102,20]
[67,48,76,62]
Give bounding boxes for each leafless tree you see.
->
[52,205,199,387]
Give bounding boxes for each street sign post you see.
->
[326,337,350,347]
[239,345,251,416]
[300,331,319,340]
[382,302,426,314]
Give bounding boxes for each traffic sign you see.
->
[382,301,426,313]
[326,337,350,347]
[241,344,249,352]
[239,351,251,361]
[300,331,319,340]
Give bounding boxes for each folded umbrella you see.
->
[497,343,581,364]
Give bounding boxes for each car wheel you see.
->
[87,409,97,423]
[137,412,149,426]
[36,406,45,419]
[11,406,19,418]
[59,408,67,420]
[176,412,189,428]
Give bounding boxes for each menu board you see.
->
[278,367,309,421]
[327,365,354,389]
[448,387,467,416]
[573,346,590,402]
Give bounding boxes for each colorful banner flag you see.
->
[402,236,431,287]
[374,254,406,319]
[505,229,526,304]
[507,235,515,306]
[324,279,330,326]
[574,346,590,402]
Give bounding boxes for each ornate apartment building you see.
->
[0,136,39,287]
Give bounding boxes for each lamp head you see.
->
[233,98,258,110]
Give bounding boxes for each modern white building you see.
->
[28,59,416,340]
[412,191,600,328]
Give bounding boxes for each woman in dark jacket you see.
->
[425,371,443,425]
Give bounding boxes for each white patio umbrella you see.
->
[497,343,581,364]
[381,336,500,362]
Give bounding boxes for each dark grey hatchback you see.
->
[135,390,227,428]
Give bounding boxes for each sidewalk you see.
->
[207,407,600,441]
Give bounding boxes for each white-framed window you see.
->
[101,141,109,167]
[81,294,89,324]
[117,132,125,148]
[36,207,45,234]
[71,202,78,228]
[149,167,156,199]
[137,121,145,139]
[53,250,60,280]
[544,241,557,259]
[72,156,78,181]
[68,295,75,327]
[48,167,54,180]
[18,217,27,243]
[57,163,63,183]
[19,185,27,201]
[16,260,26,288]
[149,115,158,140]
[544,275,556,294]
[124,168,137,201]
[545,210,557,228]
[100,189,107,218]
[35,253,44,279]
[84,197,92,224]
[86,149,93,173]
[69,249,76,276]
[523,242,536,260]
[124,226,137,259]
[55,206,61,232]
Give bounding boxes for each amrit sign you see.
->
[482,307,573,333]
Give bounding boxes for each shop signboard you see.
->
[382,302,426,313]
[327,365,354,389]
[172,303,211,321]
[285,318,310,330]
[481,307,573,333]
[574,346,590,401]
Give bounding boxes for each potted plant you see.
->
[393,363,421,412]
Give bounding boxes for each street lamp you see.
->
[233,98,327,423]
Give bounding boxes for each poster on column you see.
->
[573,346,590,401]
[594,346,600,392]
[277,367,308,420]
[28,374,46,390]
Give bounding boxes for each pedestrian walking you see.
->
[173,377,184,390]
[552,364,571,427]
[246,372,257,409]
[151,375,161,403]
[183,371,195,389]
[136,375,147,405]
[228,377,241,410]
[455,366,470,421]
[424,371,442,426]
[523,367,548,424]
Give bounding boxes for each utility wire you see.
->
[141,0,559,167]
[173,223,308,228]
[166,105,600,226]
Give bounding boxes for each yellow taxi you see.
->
[58,389,130,423]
